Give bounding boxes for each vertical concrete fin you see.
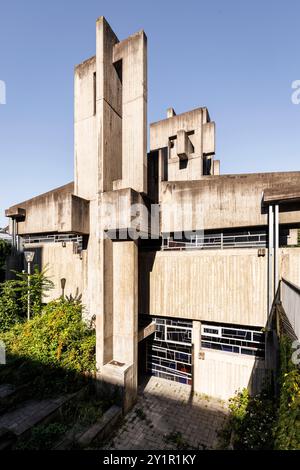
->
[112,30,148,194]
[96,16,122,192]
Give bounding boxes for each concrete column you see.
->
[99,240,138,413]
[95,236,114,369]
[192,320,201,393]
[112,241,138,366]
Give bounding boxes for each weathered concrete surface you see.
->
[193,320,266,400]
[263,185,300,204]
[139,247,300,327]
[113,30,147,194]
[100,188,153,237]
[4,15,300,416]
[160,172,300,233]
[6,183,89,235]
[77,405,122,448]
[150,107,215,183]
[281,247,300,286]
[24,241,87,302]
[139,248,268,326]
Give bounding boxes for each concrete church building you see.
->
[5,17,300,411]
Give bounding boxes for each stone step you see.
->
[0,394,74,438]
[0,384,16,399]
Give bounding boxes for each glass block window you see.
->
[147,317,192,385]
[201,323,265,358]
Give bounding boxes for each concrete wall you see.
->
[8,184,89,236]
[139,247,300,328]
[192,321,267,400]
[160,172,300,233]
[26,242,86,304]
[281,247,300,286]
[140,249,268,327]
[150,107,215,183]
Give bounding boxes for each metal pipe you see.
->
[11,219,16,252]
[27,261,31,321]
[268,205,274,314]
[274,204,279,295]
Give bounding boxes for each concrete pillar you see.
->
[112,241,138,366]
[192,320,201,393]
[99,240,138,413]
[95,236,114,369]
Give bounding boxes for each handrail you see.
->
[162,233,267,251]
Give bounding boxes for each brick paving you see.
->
[105,377,228,450]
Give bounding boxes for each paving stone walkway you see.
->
[105,377,228,450]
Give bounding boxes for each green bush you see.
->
[1,299,96,373]
[0,280,21,331]
[226,388,275,450]
[15,423,68,450]
[222,335,300,450]
[0,299,96,399]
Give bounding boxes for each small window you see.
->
[201,323,265,358]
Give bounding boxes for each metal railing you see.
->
[162,232,267,251]
[23,234,83,251]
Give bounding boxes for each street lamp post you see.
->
[24,251,35,321]
[60,278,66,299]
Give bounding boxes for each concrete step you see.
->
[0,384,16,399]
[0,394,73,438]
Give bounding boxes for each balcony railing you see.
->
[162,232,267,251]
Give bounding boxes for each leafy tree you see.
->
[0,265,54,332]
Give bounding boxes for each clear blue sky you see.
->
[0,0,299,227]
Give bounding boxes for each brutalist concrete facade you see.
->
[5,17,300,408]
